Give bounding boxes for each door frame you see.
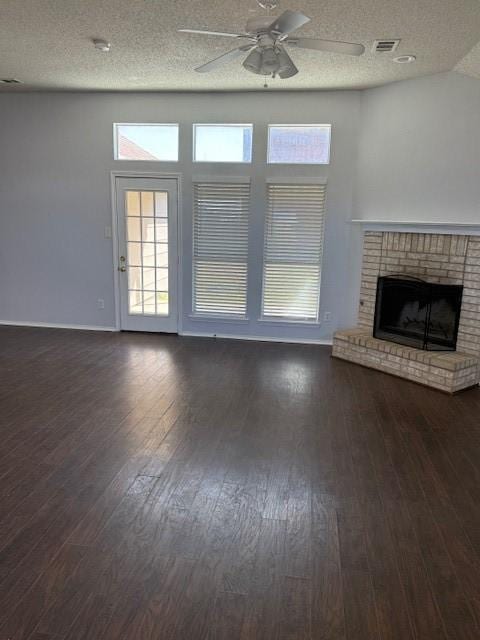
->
[110,171,183,333]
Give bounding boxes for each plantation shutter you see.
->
[262,182,326,320]
[193,180,250,317]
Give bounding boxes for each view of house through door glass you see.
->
[115,177,178,332]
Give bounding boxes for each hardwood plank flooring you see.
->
[0,325,480,639]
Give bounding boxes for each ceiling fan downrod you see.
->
[257,0,278,11]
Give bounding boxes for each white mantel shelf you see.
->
[350,220,480,235]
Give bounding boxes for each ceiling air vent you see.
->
[372,39,400,54]
[0,78,22,84]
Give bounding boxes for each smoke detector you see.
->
[394,54,416,64]
[372,39,400,53]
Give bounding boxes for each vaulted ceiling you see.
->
[1,0,480,91]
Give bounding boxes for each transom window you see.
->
[114,124,179,161]
[267,125,331,164]
[193,124,253,163]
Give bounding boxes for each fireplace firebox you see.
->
[374,276,463,351]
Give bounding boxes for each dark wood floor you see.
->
[1,326,480,639]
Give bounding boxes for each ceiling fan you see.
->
[179,3,365,79]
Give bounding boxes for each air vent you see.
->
[372,39,400,53]
[0,78,22,84]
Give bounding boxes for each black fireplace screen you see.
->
[373,276,463,351]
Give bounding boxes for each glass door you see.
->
[115,177,178,332]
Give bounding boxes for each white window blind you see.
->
[193,181,250,317]
[262,182,326,321]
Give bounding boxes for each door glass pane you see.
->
[142,218,155,243]
[128,266,142,290]
[156,244,168,267]
[142,243,155,267]
[156,268,168,290]
[127,242,142,266]
[141,191,154,216]
[156,291,169,315]
[126,191,140,216]
[143,291,156,315]
[129,290,143,314]
[126,190,170,316]
[143,267,155,291]
[155,192,168,217]
[127,218,141,242]
[155,219,168,242]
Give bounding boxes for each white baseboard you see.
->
[180,330,333,346]
[0,321,333,344]
[0,320,117,332]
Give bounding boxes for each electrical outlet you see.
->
[97,299,105,310]
[323,311,332,322]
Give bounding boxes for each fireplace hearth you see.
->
[373,275,463,351]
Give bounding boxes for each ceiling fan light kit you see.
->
[243,48,264,74]
[179,8,365,81]
[276,46,298,78]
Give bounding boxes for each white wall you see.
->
[355,71,480,224]
[0,91,361,340]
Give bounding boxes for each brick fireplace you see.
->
[333,231,480,393]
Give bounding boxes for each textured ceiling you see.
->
[456,40,480,79]
[1,0,480,91]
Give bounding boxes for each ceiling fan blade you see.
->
[194,46,253,73]
[179,28,249,38]
[287,37,365,56]
[268,10,310,36]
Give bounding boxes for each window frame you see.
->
[113,123,180,162]
[192,123,254,164]
[267,124,332,165]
